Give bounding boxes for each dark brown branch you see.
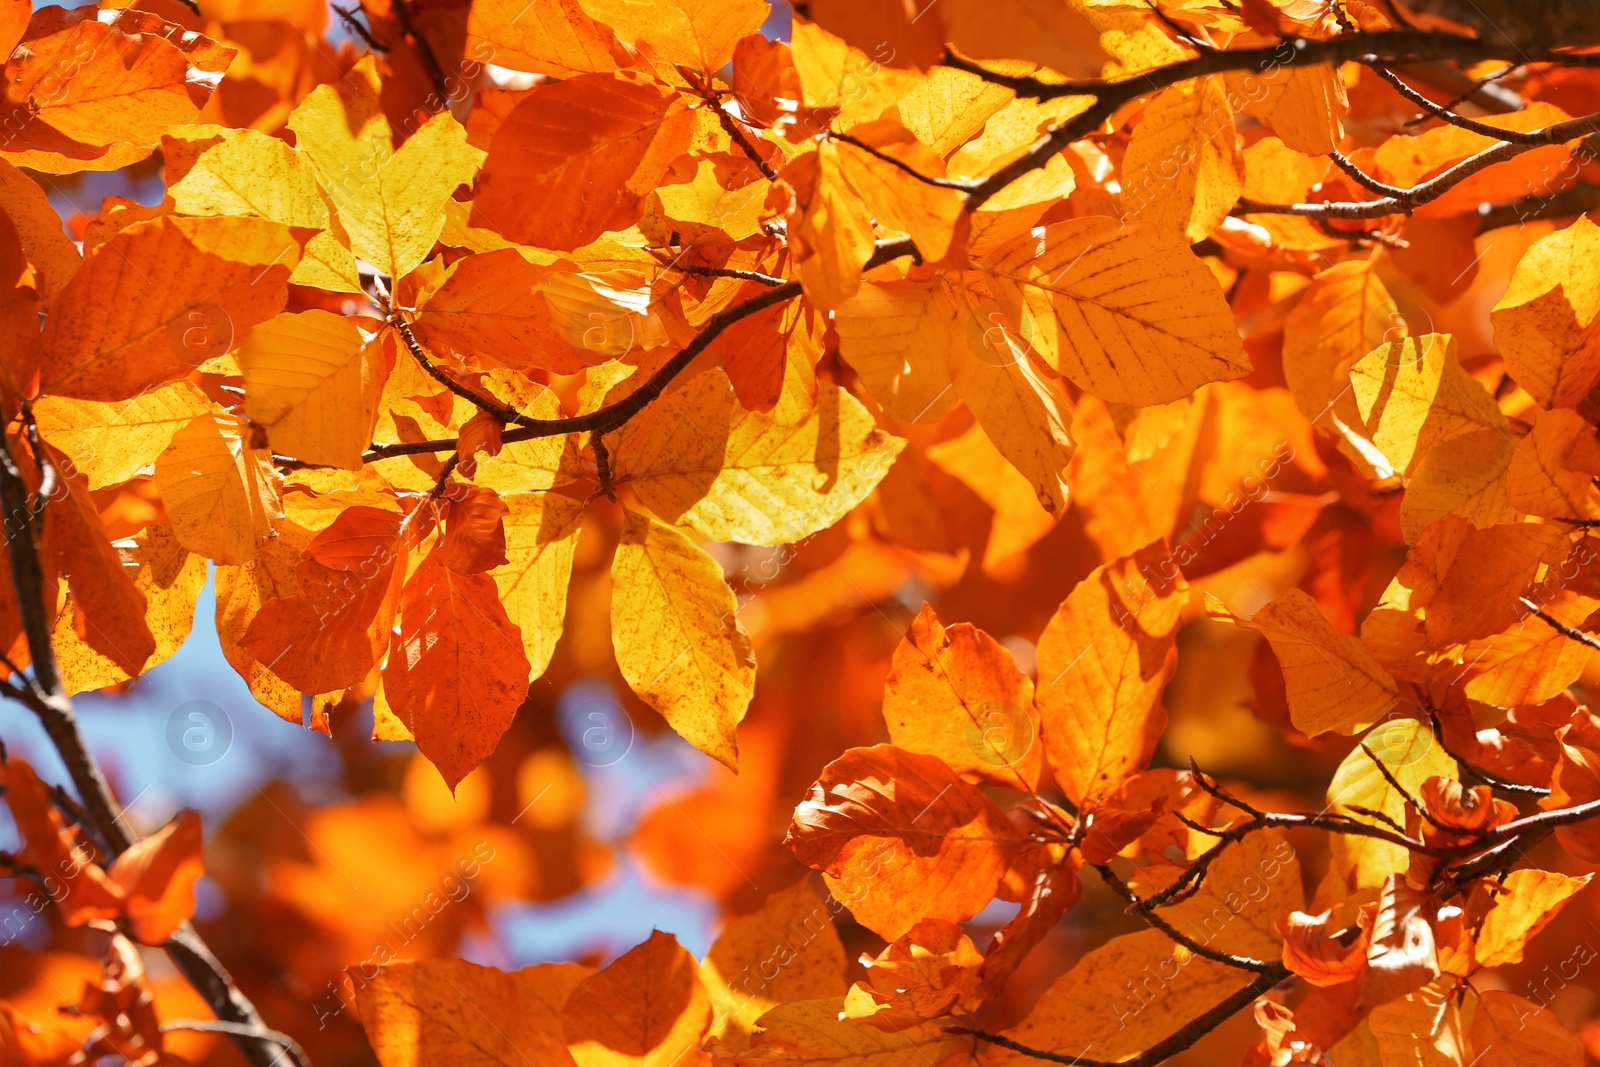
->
[1093,864,1276,973]
[390,0,450,103]
[830,131,975,190]
[0,440,293,1067]
[297,236,920,473]
[1369,62,1567,145]
[672,264,788,287]
[953,31,1600,211]
[334,3,388,52]
[391,317,524,426]
[1328,148,1412,199]
[1425,709,1549,798]
[956,964,1290,1066]
[683,69,779,181]
[1238,112,1600,218]
[1521,597,1600,651]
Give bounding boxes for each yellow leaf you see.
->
[947,325,1075,515]
[1121,75,1242,242]
[1230,63,1347,157]
[924,422,1057,572]
[214,535,305,724]
[1038,543,1185,806]
[34,382,214,490]
[359,959,591,1067]
[1398,426,1520,542]
[1351,334,1509,477]
[53,525,206,695]
[1368,981,1467,1067]
[834,276,959,424]
[1491,214,1600,409]
[976,217,1251,406]
[1472,869,1590,968]
[576,0,767,71]
[615,368,904,546]
[1462,591,1600,708]
[1281,257,1395,438]
[700,880,847,1051]
[238,311,384,470]
[40,215,300,401]
[490,492,583,681]
[1318,719,1456,896]
[162,125,361,293]
[834,121,965,262]
[1507,408,1600,520]
[611,509,755,768]
[287,56,484,280]
[1209,588,1398,737]
[782,142,878,312]
[154,412,284,565]
[465,0,623,77]
[562,930,710,1067]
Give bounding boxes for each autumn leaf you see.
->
[382,548,531,790]
[1037,542,1185,807]
[700,879,846,1050]
[561,929,711,1067]
[40,216,301,401]
[359,958,591,1067]
[1210,588,1399,737]
[611,509,755,768]
[615,368,904,546]
[785,745,1021,940]
[287,57,484,280]
[881,603,1043,790]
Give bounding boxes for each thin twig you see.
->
[282,237,920,475]
[1521,597,1600,650]
[390,317,524,425]
[954,964,1291,1066]
[1369,62,1545,143]
[1328,148,1412,200]
[333,3,388,52]
[829,131,974,190]
[389,0,450,103]
[1093,864,1276,972]
[161,1020,310,1067]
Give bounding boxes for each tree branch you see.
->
[390,0,450,105]
[1236,111,1600,218]
[1521,597,1600,651]
[1093,864,1276,973]
[0,439,293,1067]
[391,317,525,426]
[956,964,1291,1066]
[953,31,1600,212]
[285,237,921,474]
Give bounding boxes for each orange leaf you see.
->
[881,603,1043,791]
[785,745,1021,940]
[561,929,711,1067]
[382,548,531,790]
[107,810,204,944]
[41,216,299,400]
[1037,542,1186,807]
